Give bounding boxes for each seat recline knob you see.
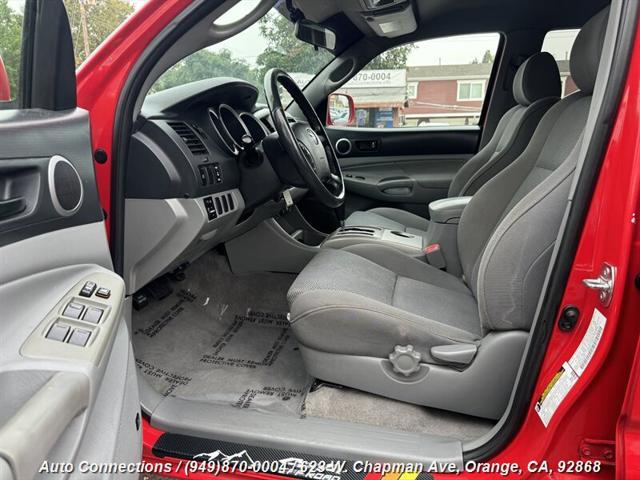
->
[389,344,422,376]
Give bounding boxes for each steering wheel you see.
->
[264,69,345,208]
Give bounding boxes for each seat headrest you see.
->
[513,52,561,106]
[570,7,610,94]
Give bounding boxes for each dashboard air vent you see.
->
[167,121,208,156]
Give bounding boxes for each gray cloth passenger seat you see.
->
[344,51,562,237]
[287,7,609,419]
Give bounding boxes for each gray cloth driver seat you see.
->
[345,51,562,238]
[287,8,609,420]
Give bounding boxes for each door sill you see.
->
[139,374,472,469]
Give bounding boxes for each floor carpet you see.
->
[305,383,495,441]
[132,252,311,417]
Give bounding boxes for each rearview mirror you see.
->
[294,20,337,50]
[327,93,355,126]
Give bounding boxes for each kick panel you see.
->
[21,272,125,365]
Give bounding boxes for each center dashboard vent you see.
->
[167,121,208,156]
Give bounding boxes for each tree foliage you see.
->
[471,49,495,64]
[64,0,134,66]
[0,0,134,100]
[481,49,494,64]
[152,49,257,93]
[0,0,24,100]
[255,13,333,81]
[366,44,415,70]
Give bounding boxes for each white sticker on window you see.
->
[535,308,607,427]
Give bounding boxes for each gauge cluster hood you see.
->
[141,77,259,119]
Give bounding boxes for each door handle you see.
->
[378,177,414,195]
[0,197,26,220]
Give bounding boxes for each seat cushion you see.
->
[344,207,430,237]
[288,247,482,362]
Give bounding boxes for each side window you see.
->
[62,0,140,66]
[329,33,500,129]
[0,0,140,109]
[0,0,25,107]
[541,29,580,97]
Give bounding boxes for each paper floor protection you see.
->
[132,252,311,417]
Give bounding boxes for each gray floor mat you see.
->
[132,252,311,417]
[305,385,495,441]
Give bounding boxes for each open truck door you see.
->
[0,1,141,478]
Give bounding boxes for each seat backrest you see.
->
[457,7,609,333]
[448,52,561,197]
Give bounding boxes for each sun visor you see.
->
[363,3,417,38]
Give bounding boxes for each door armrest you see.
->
[0,372,89,480]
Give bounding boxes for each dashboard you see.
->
[127,77,276,201]
[123,78,301,294]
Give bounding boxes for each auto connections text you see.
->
[39,458,603,478]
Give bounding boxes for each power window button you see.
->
[68,329,91,347]
[80,281,97,297]
[62,302,84,319]
[46,323,70,342]
[96,287,111,299]
[83,307,103,324]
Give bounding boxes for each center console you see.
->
[322,226,424,257]
[322,196,473,275]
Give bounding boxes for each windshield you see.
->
[151,3,334,95]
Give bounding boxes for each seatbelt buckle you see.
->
[424,243,446,269]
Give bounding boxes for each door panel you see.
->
[326,126,478,217]
[0,110,141,479]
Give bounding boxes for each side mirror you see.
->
[327,93,355,127]
[0,55,11,102]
